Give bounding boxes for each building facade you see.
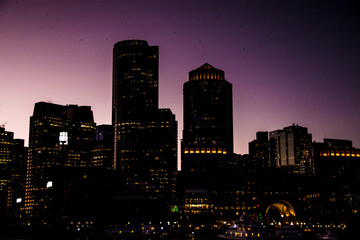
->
[0,127,27,214]
[23,102,96,219]
[181,63,233,173]
[112,40,177,198]
[269,124,312,174]
[249,131,270,169]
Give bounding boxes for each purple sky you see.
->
[1,0,360,159]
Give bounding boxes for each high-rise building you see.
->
[181,63,233,172]
[249,131,270,168]
[23,102,96,219]
[91,125,114,170]
[112,39,159,170]
[112,40,177,197]
[0,127,27,213]
[269,124,312,174]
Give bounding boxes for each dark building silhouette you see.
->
[312,138,360,179]
[23,102,96,219]
[112,40,177,200]
[0,127,27,214]
[181,63,233,172]
[91,125,113,170]
[249,131,270,169]
[112,40,159,171]
[269,124,312,174]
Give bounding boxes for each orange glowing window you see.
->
[223,149,227,154]
[357,154,360,157]
[212,148,217,154]
[206,148,211,153]
[201,148,205,154]
[330,152,335,156]
[184,148,189,154]
[190,148,194,154]
[218,148,222,153]
[351,153,355,157]
[336,152,340,156]
[195,148,200,154]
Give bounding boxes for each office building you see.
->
[269,124,312,174]
[0,127,27,213]
[23,102,96,219]
[112,40,177,198]
[181,63,233,173]
[91,125,114,170]
[312,138,360,179]
[249,131,270,168]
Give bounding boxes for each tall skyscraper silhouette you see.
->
[112,40,177,196]
[112,40,159,170]
[181,63,233,173]
[23,102,96,218]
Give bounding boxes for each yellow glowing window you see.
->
[206,148,211,153]
[341,152,345,156]
[346,152,350,157]
[201,148,205,154]
[223,149,227,154]
[331,152,335,156]
[218,148,222,153]
[351,153,355,157]
[323,153,328,156]
[336,152,340,156]
[212,148,217,154]
[195,148,200,154]
[190,148,194,154]
[357,154,360,157]
[184,148,189,154]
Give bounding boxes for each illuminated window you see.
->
[190,148,194,154]
[195,148,200,154]
[59,132,68,145]
[201,148,205,154]
[218,148,222,154]
[223,149,227,154]
[212,148,216,154]
[184,148,189,154]
[206,148,211,153]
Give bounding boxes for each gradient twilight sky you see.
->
[1,0,360,157]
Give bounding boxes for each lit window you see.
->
[190,148,194,154]
[201,148,205,154]
[184,148,189,154]
[212,148,216,154]
[206,148,211,153]
[195,148,200,154]
[218,148,222,154]
[223,149,227,154]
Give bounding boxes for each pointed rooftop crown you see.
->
[189,63,225,81]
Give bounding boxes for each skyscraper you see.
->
[181,63,233,172]
[269,124,312,174]
[112,40,177,197]
[112,40,159,170]
[24,102,96,218]
[0,127,26,213]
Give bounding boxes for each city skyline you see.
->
[1,0,360,155]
